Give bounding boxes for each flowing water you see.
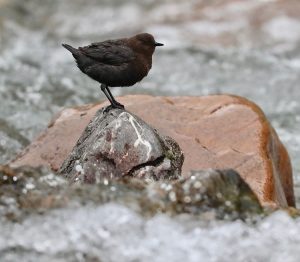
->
[0,0,300,261]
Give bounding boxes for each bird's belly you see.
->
[83,59,150,87]
[101,64,148,87]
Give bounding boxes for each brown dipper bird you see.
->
[62,33,163,109]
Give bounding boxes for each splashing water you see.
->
[1,204,300,262]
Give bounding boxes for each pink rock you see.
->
[10,95,295,207]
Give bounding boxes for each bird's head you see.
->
[130,33,164,55]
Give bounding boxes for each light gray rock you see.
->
[59,108,184,182]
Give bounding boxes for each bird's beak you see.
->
[155,42,164,46]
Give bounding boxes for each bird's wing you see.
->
[79,40,136,66]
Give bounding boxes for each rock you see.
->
[157,169,262,217]
[10,95,295,207]
[59,108,183,182]
[0,165,262,220]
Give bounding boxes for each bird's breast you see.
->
[133,55,152,75]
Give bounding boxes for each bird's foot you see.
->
[112,101,125,109]
[103,102,125,113]
[103,105,113,113]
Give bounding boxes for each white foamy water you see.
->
[0,203,299,262]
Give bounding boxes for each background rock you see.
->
[10,95,294,207]
[59,108,184,182]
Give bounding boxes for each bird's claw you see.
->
[113,101,125,109]
[103,103,125,113]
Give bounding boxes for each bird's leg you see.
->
[106,86,124,109]
[100,84,114,105]
[100,84,124,110]
[104,85,124,109]
[100,84,116,113]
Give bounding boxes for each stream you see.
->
[0,0,300,261]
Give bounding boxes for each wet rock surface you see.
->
[59,108,183,182]
[11,95,295,208]
[0,165,261,222]
[159,169,262,217]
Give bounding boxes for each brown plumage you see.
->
[62,33,163,109]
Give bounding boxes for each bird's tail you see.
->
[62,43,80,57]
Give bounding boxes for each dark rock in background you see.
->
[59,108,184,183]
